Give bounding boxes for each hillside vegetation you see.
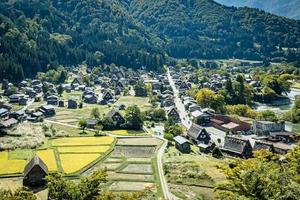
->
[1,0,300,82]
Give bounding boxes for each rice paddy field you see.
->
[0,152,26,175]
[0,136,115,176]
[36,149,58,172]
[60,153,100,174]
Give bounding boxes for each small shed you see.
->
[174,136,191,153]
[23,156,48,187]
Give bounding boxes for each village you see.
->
[0,60,299,199]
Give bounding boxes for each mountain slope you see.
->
[1,0,300,82]
[0,0,166,82]
[120,0,300,60]
[215,0,300,19]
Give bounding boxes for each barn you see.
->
[23,156,48,187]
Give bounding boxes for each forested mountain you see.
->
[120,0,300,61]
[1,0,300,82]
[0,0,166,82]
[215,0,300,19]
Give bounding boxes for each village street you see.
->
[167,69,192,129]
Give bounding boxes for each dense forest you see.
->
[216,0,300,19]
[1,0,300,82]
[0,0,166,82]
[120,0,300,60]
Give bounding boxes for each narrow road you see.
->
[167,68,192,129]
[156,136,178,200]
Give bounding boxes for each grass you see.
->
[292,82,300,89]
[36,149,58,172]
[164,146,227,199]
[57,146,110,153]
[51,136,114,146]
[118,96,151,112]
[60,153,100,174]
[50,123,94,136]
[61,91,82,101]
[8,149,33,160]
[109,130,147,136]
[0,152,26,175]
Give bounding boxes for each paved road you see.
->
[167,69,192,129]
[156,136,178,200]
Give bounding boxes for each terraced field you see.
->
[82,137,163,196]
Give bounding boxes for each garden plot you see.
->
[116,137,162,146]
[111,146,156,158]
[109,181,155,192]
[108,172,153,182]
[120,163,152,174]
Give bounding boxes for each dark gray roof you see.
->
[24,156,48,176]
[174,136,189,145]
[105,109,121,118]
[253,140,274,151]
[0,108,8,115]
[187,123,205,139]
[222,136,250,155]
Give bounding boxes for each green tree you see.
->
[101,117,116,130]
[57,84,64,97]
[58,70,67,83]
[125,105,143,130]
[91,108,100,119]
[78,118,87,132]
[215,150,300,200]
[196,88,215,108]
[257,110,278,122]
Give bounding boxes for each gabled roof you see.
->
[222,136,251,155]
[105,109,122,118]
[187,123,206,139]
[24,156,48,176]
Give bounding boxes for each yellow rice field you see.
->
[36,149,58,172]
[0,152,26,175]
[57,146,110,153]
[60,153,100,174]
[52,136,114,146]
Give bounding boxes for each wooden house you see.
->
[40,105,55,117]
[253,140,274,152]
[187,123,211,144]
[23,156,48,187]
[47,95,59,106]
[105,109,125,125]
[174,136,191,153]
[87,119,99,129]
[0,108,9,119]
[9,94,20,103]
[166,106,180,122]
[84,94,98,104]
[221,136,253,158]
[102,90,114,102]
[68,99,78,109]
